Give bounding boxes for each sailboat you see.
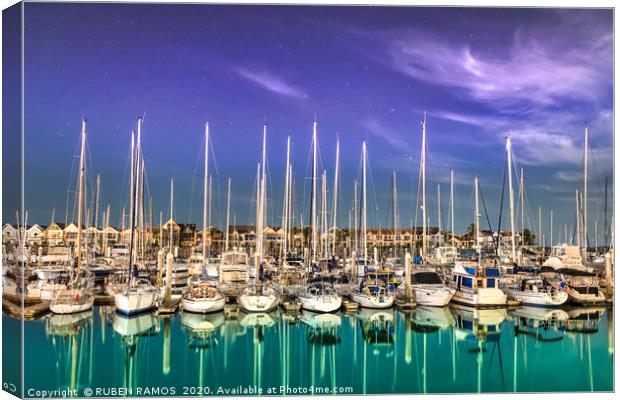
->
[238,123,280,313]
[450,175,507,307]
[51,119,95,314]
[182,122,226,314]
[114,117,159,317]
[298,119,343,313]
[349,141,395,309]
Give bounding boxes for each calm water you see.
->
[4,305,614,397]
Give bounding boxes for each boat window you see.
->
[462,277,473,288]
[484,268,500,277]
[487,278,495,288]
[411,272,443,285]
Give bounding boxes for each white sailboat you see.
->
[299,119,343,313]
[238,123,280,313]
[114,117,159,317]
[450,175,507,307]
[51,119,95,314]
[350,142,394,309]
[505,277,568,307]
[182,122,226,313]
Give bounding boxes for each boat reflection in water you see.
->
[19,304,614,395]
[45,310,94,395]
[112,313,160,392]
[451,304,508,393]
[181,311,225,388]
[511,307,568,342]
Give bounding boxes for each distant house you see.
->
[179,223,197,248]
[2,224,18,245]
[63,223,83,247]
[161,219,180,247]
[26,224,46,246]
[101,226,119,247]
[45,222,66,246]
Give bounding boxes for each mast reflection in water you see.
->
[9,304,613,395]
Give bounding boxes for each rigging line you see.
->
[479,182,498,255]
[496,148,508,254]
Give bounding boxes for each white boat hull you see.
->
[350,292,394,309]
[114,291,158,317]
[182,296,226,313]
[414,286,455,307]
[451,287,507,307]
[300,294,342,313]
[50,296,95,314]
[238,293,279,313]
[507,289,568,307]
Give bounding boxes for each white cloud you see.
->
[234,67,306,99]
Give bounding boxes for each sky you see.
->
[6,3,614,243]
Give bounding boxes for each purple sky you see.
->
[5,4,613,243]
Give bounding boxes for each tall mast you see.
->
[255,162,261,254]
[538,206,542,250]
[331,136,340,257]
[134,118,142,260]
[169,179,174,253]
[437,184,442,236]
[202,122,209,262]
[506,136,516,263]
[75,119,87,276]
[450,170,455,246]
[353,179,358,256]
[225,177,231,251]
[421,113,427,260]
[94,174,100,249]
[321,170,328,258]
[282,135,291,255]
[257,123,267,264]
[311,119,318,263]
[583,126,589,257]
[362,141,368,263]
[520,168,524,246]
[474,175,480,266]
[576,190,581,249]
[550,209,554,247]
[127,129,135,270]
[392,171,398,256]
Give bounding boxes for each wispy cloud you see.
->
[234,67,307,99]
[382,28,611,111]
[554,171,582,182]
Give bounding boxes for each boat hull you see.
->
[451,288,507,308]
[414,286,455,307]
[300,294,343,313]
[114,291,158,317]
[350,292,394,309]
[238,293,279,313]
[182,296,226,313]
[50,296,95,314]
[507,289,568,307]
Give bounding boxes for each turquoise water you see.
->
[4,305,614,397]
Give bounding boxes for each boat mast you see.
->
[169,179,174,254]
[225,177,231,252]
[331,137,340,258]
[520,168,524,247]
[311,119,318,263]
[362,141,368,264]
[257,123,267,266]
[450,170,455,247]
[321,170,328,258]
[94,174,100,251]
[583,126,589,258]
[506,136,516,263]
[353,179,358,257]
[202,122,209,262]
[437,184,442,238]
[576,189,581,249]
[282,135,291,256]
[421,113,427,261]
[475,175,481,266]
[392,170,398,257]
[75,119,87,277]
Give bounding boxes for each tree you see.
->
[522,229,536,245]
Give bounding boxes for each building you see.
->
[45,222,66,246]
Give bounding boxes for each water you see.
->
[4,305,614,397]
